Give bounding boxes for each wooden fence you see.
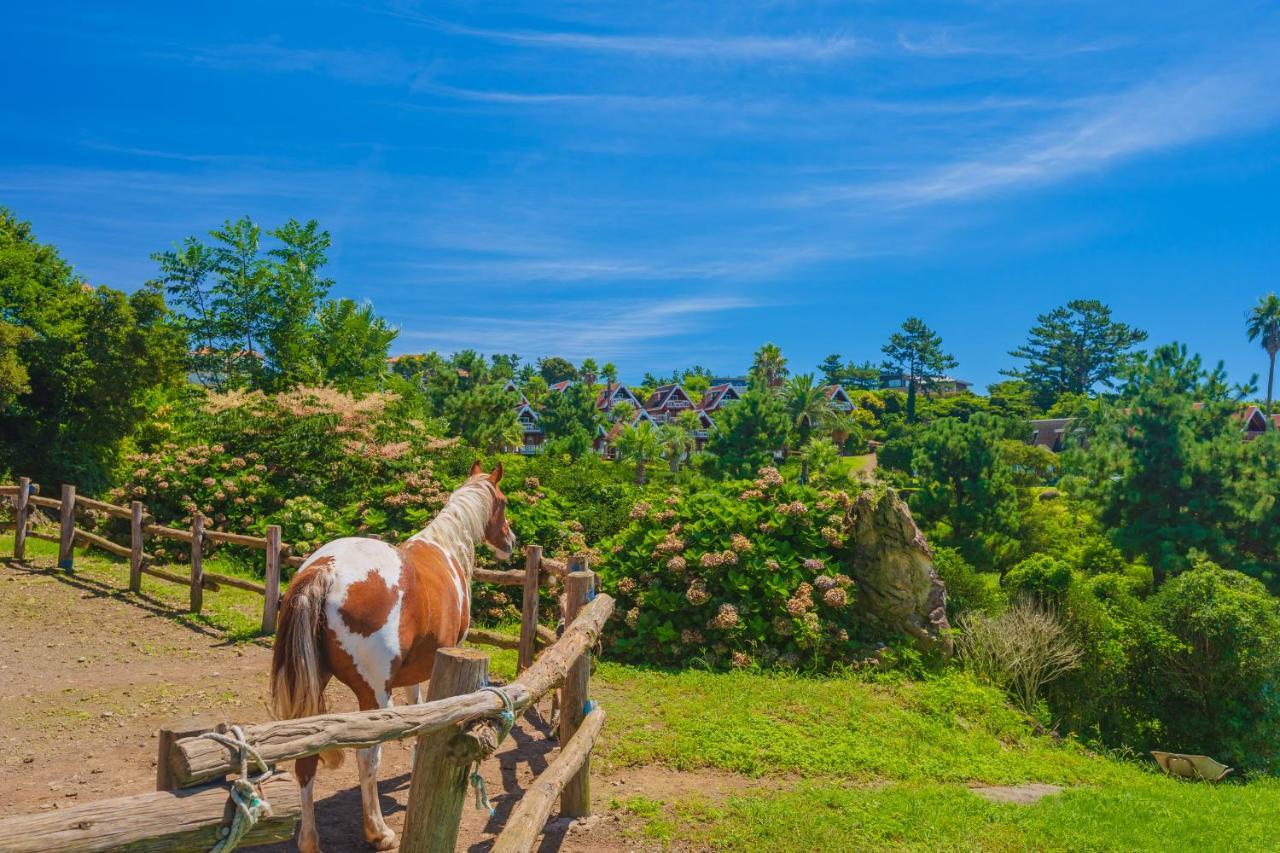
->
[3,478,571,648]
[0,567,615,852]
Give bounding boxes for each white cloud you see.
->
[797,58,1280,208]
[396,294,765,359]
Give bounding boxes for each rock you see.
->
[844,488,952,656]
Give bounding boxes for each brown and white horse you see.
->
[270,461,515,853]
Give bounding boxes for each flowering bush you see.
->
[598,468,862,670]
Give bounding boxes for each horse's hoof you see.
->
[368,828,396,850]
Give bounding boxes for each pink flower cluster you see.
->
[666,556,687,573]
[685,581,710,605]
[709,603,740,630]
[786,582,814,615]
[730,533,753,553]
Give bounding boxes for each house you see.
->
[644,383,697,423]
[1240,405,1280,440]
[879,372,973,395]
[596,382,643,415]
[595,408,658,459]
[549,379,573,393]
[513,403,544,455]
[824,384,854,412]
[699,383,743,413]
[1028,417,1080,452]
[711,376,750,390]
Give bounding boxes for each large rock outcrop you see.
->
[845,488,951,656]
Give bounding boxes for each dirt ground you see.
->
[0,557,737,852]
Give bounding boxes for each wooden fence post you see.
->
[262,524,282,634]
[129,501,145,593]
[156,715,219,791]
[189,514,204,614]
[58,484,76,572]
[401,647,489,853]
[560,561,593,818]
[517,545,543,674]
[13,477,30,560]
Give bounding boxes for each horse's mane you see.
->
[411,476,492,580]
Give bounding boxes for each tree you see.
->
[909,413,1020,567]
[822,409,864,455]
[540,381,604,448]
[1074,344,1250,582]
[312,299,398,392]
[579,358,600,387]
[659,421,695,473]
[881,317,957,422]
[616,419,661,484]
[800,437,839,486]
[706,380,791,478]
[819,354,879,390]
[444,383,521,453]
[601,362,619,386]
[1247,293,1280,429]
[750,343,788,388]
[1005,299,1147,409]
[784,373,833,481]
[0,209,185,488]
[537,356,577,385]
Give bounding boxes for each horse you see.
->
[269,461,516,853]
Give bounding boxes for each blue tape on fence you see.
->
[583,699,597,716]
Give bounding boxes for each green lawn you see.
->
[10,536,1271,851]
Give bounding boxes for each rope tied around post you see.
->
[468,685,515,817]
[198,725,275,853]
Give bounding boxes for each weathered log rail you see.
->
[0,574,613,853]
[6,477,571,644]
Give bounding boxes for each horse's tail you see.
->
[270,564,344,770]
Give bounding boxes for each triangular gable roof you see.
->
[515,402,540,423]
[596,382,641,410]
[549,380,573,392]
[504,379,530,407]
[824,385,852,405]
[646,383,693,409]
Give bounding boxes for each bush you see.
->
[956,599,1083,717]
[1003,554,1074,605]
[932,546,1003,621]
[1146,559,1280,773]
[598,468,863,670]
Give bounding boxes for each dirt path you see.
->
[0,557,731,851]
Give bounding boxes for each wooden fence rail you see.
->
[0,524,611,853]
[7,477,570,644]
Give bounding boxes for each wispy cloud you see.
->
[396,294,766,359]
[797,57,1280,207]
[178,42,424,86]
[418,16,858,61]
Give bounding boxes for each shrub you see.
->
[932,546,1003,621]
[1146,559,1280,773]
[956,599,1082,716]
[1003,554,1074,605]
[598,468,862,670]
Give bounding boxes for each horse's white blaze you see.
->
[315,536,404,701]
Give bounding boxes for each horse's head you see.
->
[470,460,516,560]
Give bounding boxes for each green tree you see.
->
[784,373,833,481]
[706,380,791,478]
[0,209,185,488]
[601,362,619,386]
[1247,293,1280,429]
[444,383,521,453]
[818,354,879,390]
[540,381,604,452]
[1005,299,1147,409]
[986,379,1038,420]
[659,421,695,473]
[579,358,600,387]
[750,342,789,388]
[800,437,839,486]
[312,299,398,392]
[0,321,33,408]
[881,317,958,422]
[910,413,1020,567]
[537,356,577,385]
[822,409,864,456]
[616,419,661,484]
[1075,344,1249,582]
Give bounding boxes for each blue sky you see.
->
[3,2,1279,388]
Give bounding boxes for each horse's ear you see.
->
[489,462,504,484]
[470,459,484,477]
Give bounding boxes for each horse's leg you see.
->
[296,755,322,853]
[356,690,396,850]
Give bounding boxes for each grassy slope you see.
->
[23,538,1276,851]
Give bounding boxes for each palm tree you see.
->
[822,409,862,455]
[611,400,635,424]
[751,343,789,388]
[1248,293,1280,429]
[659,422,695,472]
[784,374,833,482]
[616,420,661,484]
[800,437,839,485]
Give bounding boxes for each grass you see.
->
[17,533,273,641]
[10,538,1271,850]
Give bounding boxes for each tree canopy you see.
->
[881,317,957,422]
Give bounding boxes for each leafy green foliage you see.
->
[908,414,1021,568]
[0,210,185,489]
[1005,299,1147,409]
[705,381,791,478]
[881,317,957,421]
[599,469,863,670]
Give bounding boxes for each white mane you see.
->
[411,477,493,580]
